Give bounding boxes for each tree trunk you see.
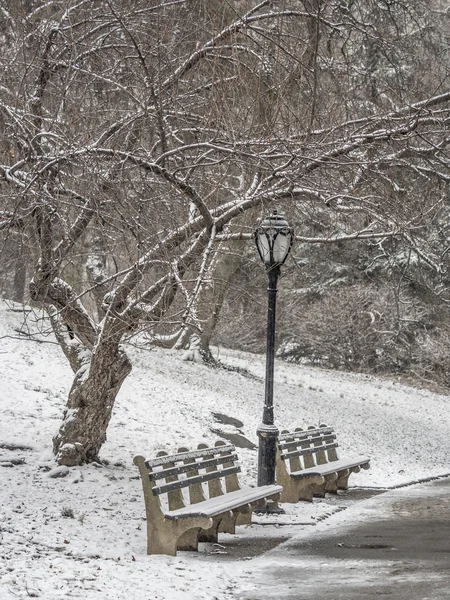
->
[199,243,245,356]
[179,239,246,363]
[53,342,132,466]
[13,241,26,303]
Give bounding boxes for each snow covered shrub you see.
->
[61,507,75,519]
[277,283,427,374]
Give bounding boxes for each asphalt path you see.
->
[233,477,450,600]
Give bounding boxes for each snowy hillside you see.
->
[1,300,449,599]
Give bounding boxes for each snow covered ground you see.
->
[1,300,449,599]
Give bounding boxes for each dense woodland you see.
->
[0,0,449,464]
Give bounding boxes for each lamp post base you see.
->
[256,423,279,487]
[256,423,285,515]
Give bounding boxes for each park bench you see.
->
[134,441,282,555]
[276,424,370,503]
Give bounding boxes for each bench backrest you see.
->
[278,424,339,474]
[134,441,241,514]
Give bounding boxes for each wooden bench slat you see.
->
[279,427,333,441]
[152,465,241,496]
[279,434,336,451]
[281,442,338,461]
[148,453,239,481]
[163,484,283,519]
[145,444,235,468]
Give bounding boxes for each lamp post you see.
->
[254,211,294,491]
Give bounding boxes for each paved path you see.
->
[233,477,450,600]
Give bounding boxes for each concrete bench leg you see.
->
[277,454,325,503]
[278,477,302,503]
[235,504,252,527]
[147,516,213,556]
[337,467,357,490]
[324,472,340,494]
[198,515,222,543]
[278,476,323,503]
[178,527,202,551]
[219,510,239,534]
[298,479,323,502]
[309,479,327,498]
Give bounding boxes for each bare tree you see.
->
[0,0,449,464]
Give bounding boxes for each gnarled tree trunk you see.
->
[53,340,132,466]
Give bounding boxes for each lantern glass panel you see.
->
[257,232,272,265]
[272,231,291,264]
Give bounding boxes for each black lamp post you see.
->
[254,211,294,490]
